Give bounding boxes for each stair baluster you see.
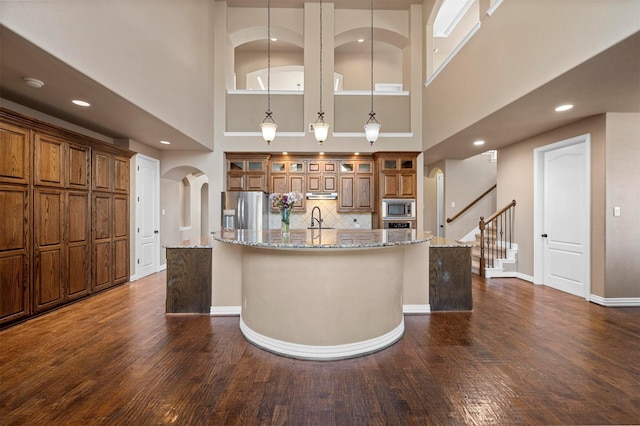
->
[478,200,516,277]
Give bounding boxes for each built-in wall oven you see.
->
[383,221,414,229]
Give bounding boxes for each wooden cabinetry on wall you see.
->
[270,158,305,211]
[375,153,418,199]
[338,160,374,212]
[226,154,268,192]
[306,160,337,194]
[0,108,133,327]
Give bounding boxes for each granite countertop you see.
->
[164,237,214,248]
[429,237,476,248]
[211,228,433,249]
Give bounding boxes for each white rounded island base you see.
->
[213,229,431,361]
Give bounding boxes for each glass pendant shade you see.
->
[314,122,330,144]
[364,122,381,144]
[261,121,277,144]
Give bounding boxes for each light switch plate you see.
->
[614,206,621,217]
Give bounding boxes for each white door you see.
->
[136,154,160,280]
[534,135,590,299]
[436,173,444,237]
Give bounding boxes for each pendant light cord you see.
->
[370,0,374,114]
[267,0,271,114]
[319,0,324,116]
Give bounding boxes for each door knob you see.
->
[154,230,159,234]
[541,233,548,238]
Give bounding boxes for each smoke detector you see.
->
[23,77,45,89]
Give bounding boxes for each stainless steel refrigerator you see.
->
[220,191,270,230]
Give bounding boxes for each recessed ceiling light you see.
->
[24,77,44,88]
[474,140,485,146]
[160,140,171,145]
[319,152,325,155]
[72,99,91,107]
[282,151,288,155]
[555,104,574,112]
[357,38,365,43]
[354,152,360,155]
[271,37,277,42]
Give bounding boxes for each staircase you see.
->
[469,226,518,277]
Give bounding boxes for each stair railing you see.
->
[446,184,497,224]
[479,200,516,277]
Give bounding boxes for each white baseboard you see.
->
[403,304,431,314]
[210,306,241,316]
[240,317,405,360]
[516,272,534,282]
[589,295,640,307]
[129,274,137,282]
[158,264,167,272]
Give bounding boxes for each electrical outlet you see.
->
[614,206,621,217]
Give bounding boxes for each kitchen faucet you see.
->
[311,206,323,229]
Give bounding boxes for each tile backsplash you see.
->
[269,199,372,230]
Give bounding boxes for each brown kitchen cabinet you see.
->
[226,154,268,192]
[306,159,337,193]
[338,159,374,212]
[375,153,418,199]
[0,108,133,328]
[270,157,306,211]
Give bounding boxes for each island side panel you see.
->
[241,246,404,346]
[402,241,430,313]
[212,240,242,314]
[166,247,212,314]
[429,246,472,311]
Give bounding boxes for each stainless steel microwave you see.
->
[382,199,416,220]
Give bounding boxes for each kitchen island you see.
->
[212,229,432,360]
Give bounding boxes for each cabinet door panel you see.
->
[67,144,90,189]
[68,245,90,298]
[356,175,373,210]
[270,175,286,194]
[35,134,65,187]
[35,190,63,246]
[0,253,29,325]
[34,189,64,312]
[68,192,90,299]
[93,151,112,191]
[323,175,337,192]
[114,238,129,284]
[288,175,305,209]
[307,175,321,192]
[339,176,355,209]
[382,173,399,198]
[246,174,266,191]
[94,241,112,291]
[227,173,245,191]
[94,194,111,240]
[114,195,128,238]
[34,248,63,312]
[0,186,28,251]
[0,122,30,185]
[114,156,129,193]
[399,173,416,197]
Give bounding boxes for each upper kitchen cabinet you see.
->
[338,158,374,212]
[34,133,91,189]
[0,121,30,185]
[93,151,129,193]
[306,160,337,194]
[374,153,419,199]
[226,153,269,192]
[270,156,305,211]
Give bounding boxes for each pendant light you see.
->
[364,0,381,145]
[260,0,277,144]
[314,0,330,145]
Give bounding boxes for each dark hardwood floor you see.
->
[1,272,639,425]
